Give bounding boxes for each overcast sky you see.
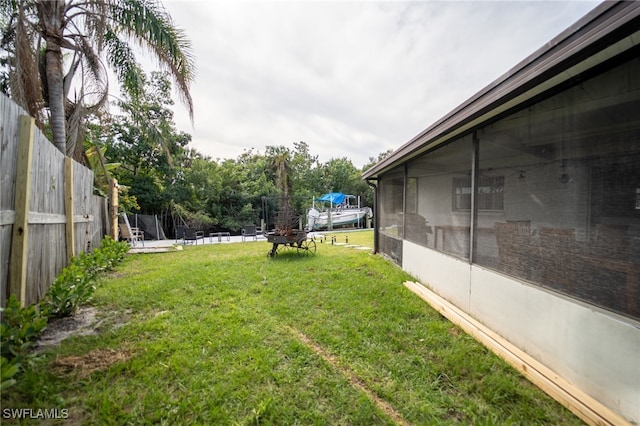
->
[158,0,600,168]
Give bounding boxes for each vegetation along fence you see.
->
[1,94,109,307]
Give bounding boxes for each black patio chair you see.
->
[242,224,258,241]
[175,226,187,243]
[183,227,204,245]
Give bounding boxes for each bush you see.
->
[0,295,48,360]
[41,237,129,318]
[1,236,129,392]
[0,295,48,393]
[1,356,20,392]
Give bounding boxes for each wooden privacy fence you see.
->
[1,95,109,307]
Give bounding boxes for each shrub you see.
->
[1,356,20,392]
[1,236,129,392]
[0,295,48,392]
[0,295,48,360]
[41,237,129,318]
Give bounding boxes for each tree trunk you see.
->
[44,43,66,154]
[39,0,67,155]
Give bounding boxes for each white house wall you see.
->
[403,242,471,310]
[403,239,640,424]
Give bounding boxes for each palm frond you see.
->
[11,3,44,125]
[103,28,145,100]
[3,0,195,161]
[109,0,195,121]
[65,0,109,49]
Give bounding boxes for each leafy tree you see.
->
[362,149,394,172]
[289,141,323,198]
[237,149,278,200]
[90,70,276,234]
[1,0,194,160]
[93,70,191,230]
[215,159,261,231]
[318,157,371,205]
[166,151,220,229]
[110,71,190,177]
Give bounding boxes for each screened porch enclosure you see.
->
[378,55,640,320]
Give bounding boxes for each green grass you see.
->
[1,230,583,424]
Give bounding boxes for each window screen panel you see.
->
[474,56,640,320]
[378,167,405,241]
[407,137,472,259]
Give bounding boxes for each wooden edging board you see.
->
[403,281,630,426]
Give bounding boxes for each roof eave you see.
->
[362,1,640,180]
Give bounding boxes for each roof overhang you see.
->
[363,1,640,180]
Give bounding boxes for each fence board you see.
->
[73,161,105,253]
[1,95,22,306]
[23,123,67,305]
[9,115,34,304]
[0,94,109,307]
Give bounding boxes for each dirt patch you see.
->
[36,307,100,349]
[35,307,131,350]
[33,308,134,380]
[53,348,132,378]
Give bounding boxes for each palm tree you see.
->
[1,0,194,161]
[271,148,292,197]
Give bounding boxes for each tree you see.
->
[289,141,322,197]
[101,71,191,222]
[362,149,394,172]
[320,157,372,207]
[215,158,261,231]
[268,146,292,196]
[110,71,190,175]
[1,0,194,160]
[168,151,221,228]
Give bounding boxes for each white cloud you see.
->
[159,0,600,167]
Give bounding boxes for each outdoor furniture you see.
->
[183,228,204,245]
[119,222,144,246]
[495,222,532,278]
[209,232,231,242]
[175,226,187,243]
[539,227,576,292]
[242,224,258,241]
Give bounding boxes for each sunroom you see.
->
[363,2,639,424]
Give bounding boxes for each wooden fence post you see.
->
[110,178,119,240]
[9,116,34,306]
[64,157,75,262]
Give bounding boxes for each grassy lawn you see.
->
[2,230,583,425]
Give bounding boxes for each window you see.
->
[406,178,417,214]
[378,169,405,239]
[453,175,504,211]
[473,56,640,320]
[406,136,473,258]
